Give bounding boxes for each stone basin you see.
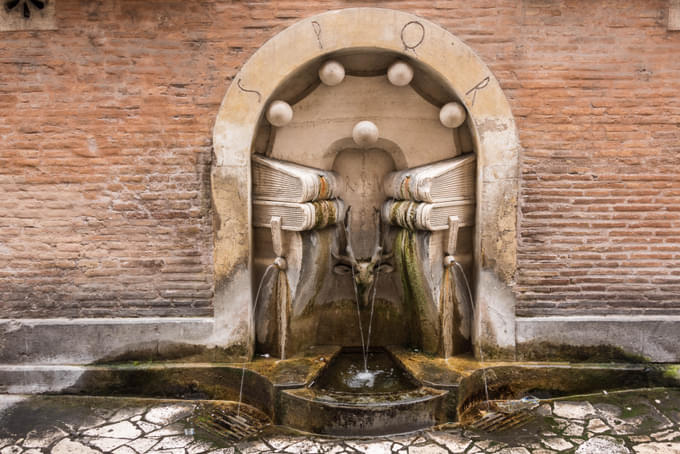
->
[5,346,678,437]
[278,348,447,435]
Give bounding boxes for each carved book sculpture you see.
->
[382,199,474,231]
[383,154,475,203]
[253,199,345,231]
[252,155,345,231]
[253,154,342,203]
[382,155,475,231]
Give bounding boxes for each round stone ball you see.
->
[439,102,467,128]
[352,121,379,147]
[387,61,414,86]
[266,100,293,127]
[318,60,345,86]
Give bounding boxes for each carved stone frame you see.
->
[212,8,521,359]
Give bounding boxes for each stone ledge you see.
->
[0,318,215,365]
[516,315,680,362]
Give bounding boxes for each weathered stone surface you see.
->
[144,405,194,426]
[136,422,161,434]
[52,439,102,454]
[427,432,471,453]
[553,402,596,420]
[146,424,185,438]
[109,407,147,423]
[543,438,573,451]
[587,418,610,434]
[85,437,130,452]
[154,436,193,450]
[186,441,214,454]
[0,446,23,454]
[126,438,159,454]
[409,445,448,454]
[575,436,630,454]
[112,447,137,454]
[634,443,680,454]
[22,428,67,448]
[496,448,530,454]
[564,422,585,437]
[342,440,391,454]
[83,422,141,439]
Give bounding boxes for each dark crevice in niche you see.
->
[5,0,45,18]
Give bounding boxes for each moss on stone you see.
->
[516,341,651,363]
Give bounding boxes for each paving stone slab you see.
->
[575,436,630,454]
[144,405,195,426]
[126,437,159,453]
[427,432,471,453]
[633,442,680,454]
[542,437,573,451]
[52,439,102,454]
[552,402,596,420]
[83,422,142,439]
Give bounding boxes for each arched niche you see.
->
[211,8,520,359]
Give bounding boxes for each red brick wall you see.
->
[510,1,680,315]
[1,0,678,318]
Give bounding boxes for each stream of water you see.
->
[348,225,386,375]
[237,263,277,416]
[451,258,490,406]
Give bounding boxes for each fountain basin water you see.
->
[278,348,447,435]
[313,348,418,394]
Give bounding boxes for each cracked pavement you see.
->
[1,388,679,453]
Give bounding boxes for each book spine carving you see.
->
[253,199,345,231]
[381,154,476,231]
[381,200,474,231]
[252,154,342,202]
[383,154,475,203]
[252,155,345,231]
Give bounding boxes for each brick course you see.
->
[0,0,678,317]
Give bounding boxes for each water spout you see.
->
[444,253,488,407]
[238,256,288,416]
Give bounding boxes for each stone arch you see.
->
[211,8,520,358]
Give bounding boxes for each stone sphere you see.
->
[318,60,345,86]
[352,121,379,147]
[266,100,293,127]
[439,102,466,128]
[387,61,414,86]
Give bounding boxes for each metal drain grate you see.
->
[461,396,540,432]
[191,402,270,442]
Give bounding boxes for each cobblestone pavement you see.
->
[1,388,679,453]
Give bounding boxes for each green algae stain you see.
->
[394,229,439,354]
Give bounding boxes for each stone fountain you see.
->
[251,58,476,364]
[235,51,479,433]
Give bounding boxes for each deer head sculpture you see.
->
[332,207,393,307]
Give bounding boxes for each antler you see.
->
[332,206,394,306]
[332,206,359,267]
[333,206,392,270]
[368,209,384,267]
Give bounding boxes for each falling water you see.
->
[451,259,490,407]
[364,227,385,364]
[349,264,368,372]
[237,263,277,416]
[349,224,386,384]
